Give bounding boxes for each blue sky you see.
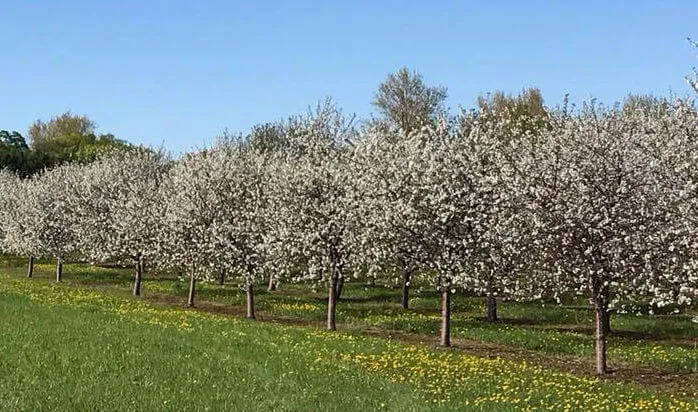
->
[1,1,697,153]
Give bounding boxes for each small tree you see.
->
[268,102,359,330]
[28,111,96,149]
[387,118,531,346]
[210,138,273,319]
[160,149,230,307]
[70,148,169,296]
[520,101,698,374]
[9,165,82,281]
[372,67,447,135]
[0,169,20,254]
[351,128,429,309]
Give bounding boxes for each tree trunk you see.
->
[132,258,143,297]
[602,288,611,335]
[267,273,276,291]
[187,273,196,307]
[219,268,226,285]
[334,276,344,301]
[401,269,412,309]
[26,256,34,278]
[327,272,338,331]
[594,297,608,374]
[55,258,63,282]
[486,291,498,322]
[246,283,255,319]
[440,289,451,347]
[603,309,611,335]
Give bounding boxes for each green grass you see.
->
[4,256,697,375]
[1,271,696,411]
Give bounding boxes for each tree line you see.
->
[0,111,131,177]
[0,68,697,376]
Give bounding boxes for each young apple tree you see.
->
[208,138,273,319]
[16,165,82,281]
[160,148,233,307]
[389,117,532,346]
[520,101,698,374]
[267,102,359,330]
[350,127,428,309]
[70,148,170,296]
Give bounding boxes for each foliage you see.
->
[0,130,38,177]
[372,67,447,134]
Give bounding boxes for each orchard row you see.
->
[1,97,697,375]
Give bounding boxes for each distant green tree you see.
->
[0,130,38,176]
[622,94,670,117]
[35,132,131,167]
[474,88,549,135]
[27,112,131,168]
[28,111,96,150]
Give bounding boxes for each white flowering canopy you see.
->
[13,164,82,261]
[520,101,698,311]
[0,169,20,254]
[266,102,360,285]
[70,148,170,266]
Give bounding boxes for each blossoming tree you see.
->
[520,101,698,374]
[70,148,170,296]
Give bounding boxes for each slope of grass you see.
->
[1,272,696,411]
[3,256,697,374]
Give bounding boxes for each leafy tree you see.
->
[28,111,96,149]
[372,67,447,135]
[27,112,131,168]
[0,130,38,176]
[34,132,131,167]
[474,88,549,136]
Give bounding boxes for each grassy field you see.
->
[1,257,697,410]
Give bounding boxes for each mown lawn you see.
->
[3,257,698,374]
[11,257,693,374]
[0,259,697,410]
[0,270,696,411]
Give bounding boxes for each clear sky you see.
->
[1,1,697,153]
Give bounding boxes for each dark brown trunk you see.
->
[219,268,226,285]
[132,258,143,296]
[594,297,608,374]
[440,289,451,347]
[334,276,344,301]
[267,273,276,291]
[26,256,34,278]
[603,310,611,335]
[246,283,255,319]
[486,291,497,322]
[55,258,63,282]
[327,272,338,331]
[187,273,196,307]
[401,269,411,309]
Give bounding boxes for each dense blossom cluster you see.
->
[0,98,697,374]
